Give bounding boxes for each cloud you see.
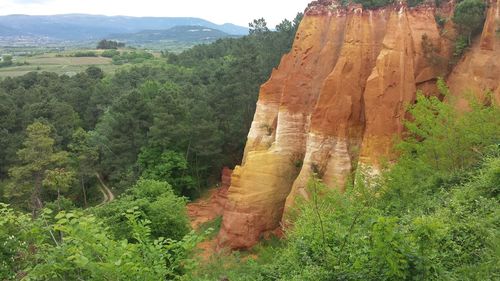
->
[10,0,51,3]
[0,0,311,26]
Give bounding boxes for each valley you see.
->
[0,0,498,280]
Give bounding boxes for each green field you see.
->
[0,52,120,78]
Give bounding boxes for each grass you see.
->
[196,215,222,239]
[0,51,119,78]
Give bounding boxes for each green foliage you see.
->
[93,90,153,189]
[353,0,395,9]
[194,82,500,280]
[112,51,154,65]
[138,148,195,195]
[97,39,125,50]
[68,128,99,207]
[93,179,190,241]
[453,0,487,45]
[407,0,424,7]
[0,55,13,67]
[249,18,270,35]
[71,51,97,57]
[453,35,469,60]
[0,201,202,280]
[100,49,120,58]
[0,14,300,206]
[28,209,201,280]
[85,66,104,79]
[7,122,73,215]
[0,203,44,280]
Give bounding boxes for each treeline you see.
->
[0,15,302,214]
[97,39,126,49]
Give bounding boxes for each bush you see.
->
[111,51,154,65]
[28,209,203,280]
[434,14,446,28]
[0,204,44,280]
[138,148,196,195]
[101,49,120,58]
[353,0,395,9]
[93,179,190,241]
[407,0,424,7]
[0,55,13,68]
[71,51,97,57]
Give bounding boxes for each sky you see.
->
[0,0,312,27]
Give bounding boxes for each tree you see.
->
[93,90,153,188]
[85,66,104,80]
[96,39,125,49]
[68,128,98,207]
[8,122,72,217]
[249,18,270,35]
[0,55,13,67]
[138,148,195,195]
[453,0,487,45]
[43,168,75,209]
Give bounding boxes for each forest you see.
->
[1,0,499,279]
[0,16,303,280]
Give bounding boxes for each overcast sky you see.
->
[0,0,311,27]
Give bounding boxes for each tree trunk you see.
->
[81,177,87,208]
[31,173,43,218]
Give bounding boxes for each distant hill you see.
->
[0,14,248,42]
[110,26,238,44]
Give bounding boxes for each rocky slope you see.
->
[218,0,499,249]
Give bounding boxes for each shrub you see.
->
[353,0,395,9]
[71,51,97,57]
[0,55,13,68]
[100,49,120,58]
[407,0,424,7]
[93,179,190,241]
[138,148,196,195]
[28,209,203,280]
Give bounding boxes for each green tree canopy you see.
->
[7,122,72,216]
[453,0,487,44]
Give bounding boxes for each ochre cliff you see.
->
[448,0,500,108]
[218,0,500,249]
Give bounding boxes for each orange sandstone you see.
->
[218,0,500,249]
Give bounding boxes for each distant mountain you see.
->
[110,25,238,44]
[0,14,248,42]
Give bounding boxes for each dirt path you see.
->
[95,172,115,205]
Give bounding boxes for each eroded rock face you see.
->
[218,0,499,249]
[448,0,500,108]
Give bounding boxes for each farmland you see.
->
[0,51,119,78]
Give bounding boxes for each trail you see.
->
[95,172,115,205]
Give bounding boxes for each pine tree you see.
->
[8,122,71,217]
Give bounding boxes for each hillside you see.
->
[0,14,248,45]
[110,25,238,44]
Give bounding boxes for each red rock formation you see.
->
[218,0,499,250]
[448,0,500,108]
[187,168,231,229]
